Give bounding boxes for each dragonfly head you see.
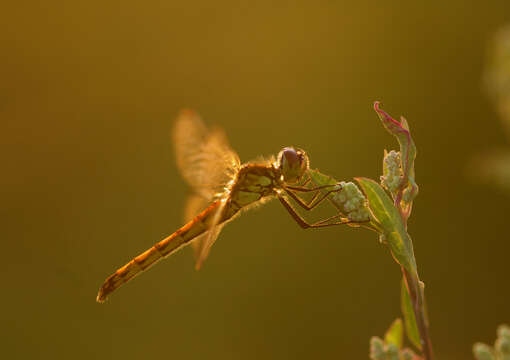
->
[277,147,310,183]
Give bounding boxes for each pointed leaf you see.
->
[385,318,404,349]
[374,102,416,186]
[355,177,416,272]
[307,168,338,187]
[374,102,419,215]
[401,277,421,350]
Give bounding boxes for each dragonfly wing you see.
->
[194,198,228,270]
[194,224,225,270]
[173,109,241,199]
[173,110,239,267]
[183,193,210,260]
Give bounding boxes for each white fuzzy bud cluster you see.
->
[331,181,370,222]
[473,324,510,360]
[381,150,402,193]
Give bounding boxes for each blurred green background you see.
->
[2,1,510,359]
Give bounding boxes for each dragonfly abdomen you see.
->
[96,200,224,302]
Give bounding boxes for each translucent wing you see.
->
[173,109,240,200]
[195,224,225,270]
[194,198,228,270]
[173,110,240,268]
[183,194,209,260]
[184,194,227,269]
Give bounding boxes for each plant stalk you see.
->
[403,267,434,360]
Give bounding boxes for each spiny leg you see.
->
[284,183,338,193]
[298,177,311,188]
[312,213,346,226]
[277,193,355,229]
[283,184,341,211]
[308,208,369,227]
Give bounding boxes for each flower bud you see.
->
[369,337,385,360]
[381,150,402,194]
[473,343,495,360]
[498,324,510,340]
[401,348,418,360]
[385,343,400,360]
[331,181,370,221]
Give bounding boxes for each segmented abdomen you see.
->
[96,200,223,303]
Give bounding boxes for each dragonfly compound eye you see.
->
[278,147,309,183]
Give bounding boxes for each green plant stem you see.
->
[394,159,432,359]
[403,267,434,360]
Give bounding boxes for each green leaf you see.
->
[374,102,416,187]
[355,177,416,272]
[401,277,421,350]
[385,318,404,349]
[307,168,338,187]
[307,169,371,223]
[374,102,419,215]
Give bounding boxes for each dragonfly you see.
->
[96,110,347,303]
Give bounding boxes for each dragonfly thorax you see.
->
[276,147,310,184]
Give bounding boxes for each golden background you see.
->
[2,1,510,359]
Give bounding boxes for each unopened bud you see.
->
[401,348,417,360]
[496,339,510,360]
[331,181,370,221]
[369,337,385,360]
[381,150,402,194]
[473,343,495,360]
[385,343,399,360]
[498,324,510,340]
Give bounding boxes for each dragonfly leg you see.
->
[277,193,356,229]
[299,177,311,187]
[312,213,345,225]
[285,183,338,193]
[283,186,340,211]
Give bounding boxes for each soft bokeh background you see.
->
[2,1,510,359]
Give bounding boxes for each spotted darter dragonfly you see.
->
[97,110,348,303]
